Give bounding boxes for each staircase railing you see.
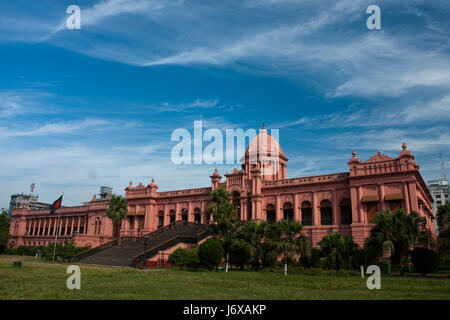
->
[131,227,210,268]
[69,221,205,262]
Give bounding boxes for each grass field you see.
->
[1,255,449,300]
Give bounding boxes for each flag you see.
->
[50,195,63,214]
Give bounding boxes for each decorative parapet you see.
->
[348,144,419,178]
[262,173,349,188]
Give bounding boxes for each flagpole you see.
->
[52,193,64,263]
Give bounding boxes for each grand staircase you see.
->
[70,221,210,268]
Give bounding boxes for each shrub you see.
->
[198,238,224,270]
[410,247,440,276]
[169,248,198,270]
[229,245,250,268]
[299,248,322,268]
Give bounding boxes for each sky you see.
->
[0,0,449,209]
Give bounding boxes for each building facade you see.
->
[8,128,435,249]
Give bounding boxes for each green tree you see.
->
[207,187,237,262]
[410,247,440,276]
[106,195,128,239]
[169,248,198,270]
[370,209,423,274]
[198,237,224,270]
[437,202,450,252]
[233,221,269,268]
[268,219,311,270]
[319,232,355,272]
[0,209,11,254]
[363,236,384,266]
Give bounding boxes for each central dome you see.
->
[241,127,287,163]
[240,126,288,181]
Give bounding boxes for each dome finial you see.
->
[262,123,265,129]
[402,142,407,151]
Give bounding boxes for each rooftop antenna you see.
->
[440,152,447,182]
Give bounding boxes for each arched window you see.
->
[232,192,241,220]
[320,200,332,225]
[266,204,276,224]
[194,208,201,224]
[283,202,294,221]
[158,210,164,228]
[301,201,312,226]
[181,208,188,221]
[340,198,352,225]
[169,209,176,224]
[128,216,135,230]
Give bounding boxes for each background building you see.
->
[8,193,50,218]
[428,179,449,233]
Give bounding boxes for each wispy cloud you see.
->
[0,119,110,137]
[275,94,450,129]
[0,90,56,118]
[161,98,219,111]
[42,0,179,41]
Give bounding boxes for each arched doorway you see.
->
[158,210,164,228]
[169,209,176,223]
[301,201,312,226]
[340,198,352,225]
[266,204,276,224]
[181,208,188,221]
[232,191,241,220]
[194,208,201,223]
[283,202,294,221]
[320,200,332,225]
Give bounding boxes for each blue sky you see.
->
[0,0,449,208]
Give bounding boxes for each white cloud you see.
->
[0,90,55,118]
[0,119,110,138]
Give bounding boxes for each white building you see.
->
[428,179,449,233]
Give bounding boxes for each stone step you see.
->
[77,222,209,267]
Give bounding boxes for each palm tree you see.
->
[319,232,347,272]
[268,219,311,272]
[233,221,269,269]
[106,195,128,239]
[370,209,423,273]
[207,187,237,263]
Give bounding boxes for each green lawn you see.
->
[1,255,449,300]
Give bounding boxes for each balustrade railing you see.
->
[69,221,203,262]
[131,229,209,268]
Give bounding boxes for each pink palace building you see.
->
[8,127,435,249]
